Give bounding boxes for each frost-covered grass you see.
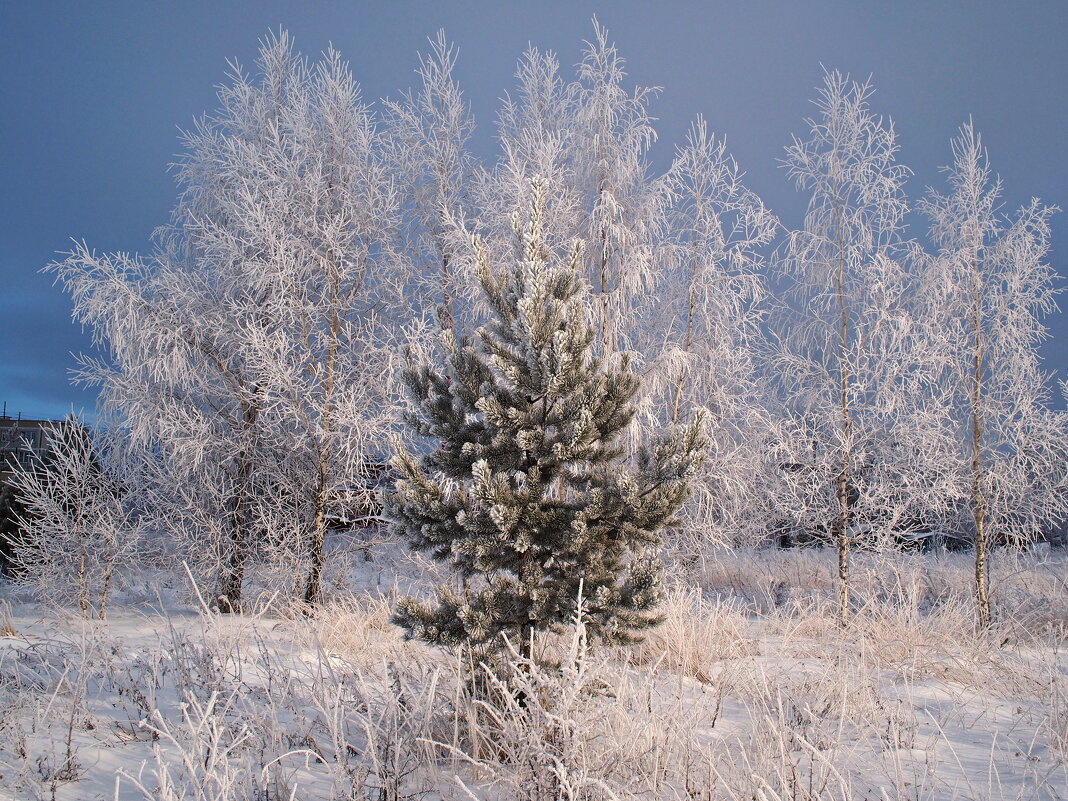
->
[1,544,1066,800]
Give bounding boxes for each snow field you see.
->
[0,545,1065,800]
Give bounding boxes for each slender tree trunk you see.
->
[435,170,457,337]
[78,550,88,620]
[599,223,611,357]
[303,455,331,607]
[969,265,991,629]
[974,491,990,629]
[670,247,700,425]
[520,624,535,662]
[189,342,262,614]
[76,492,89,619]
[832,202,853,627]
[833,443,852,625]
[303,258,341,608]
[218,466,250,613]
[595,176,615,359]
[98,546,113,620]
[517,536,537,664]
[835,515,850,624]
[439,249,455,335]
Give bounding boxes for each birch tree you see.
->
[647,118,779,547]
[920,122,1068,628]
[384,31,475,336]
[471,22,666,362]
[479,46,583,267]
[776,70,916,624]
[471,29,775,543]
[50,236,277,612]
[49,33,403,609]
[211,43,402,606]
[8,420,141,619]
[574,21,666,359]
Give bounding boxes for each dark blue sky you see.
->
[3,0,1067,419]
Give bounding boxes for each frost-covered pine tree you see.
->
[920,122,1068,628]
[388,180,706,653]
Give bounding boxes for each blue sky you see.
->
[3,0,1067,418]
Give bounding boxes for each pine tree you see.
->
[388,180,706,653]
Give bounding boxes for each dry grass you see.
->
[0,600,15,637]
[0,545,1066,800]
[632,586,758,681]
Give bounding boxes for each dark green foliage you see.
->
[388,180,707,650]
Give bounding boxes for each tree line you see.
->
[4,26,1065,639]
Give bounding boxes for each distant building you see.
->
[1049,518,1068,550]
[0,411,63,483]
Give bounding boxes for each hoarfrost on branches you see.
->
[48,33,407,609]
[773,70,931,623]
[919,121,1068,627]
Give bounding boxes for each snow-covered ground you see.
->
[1,544,1066,800]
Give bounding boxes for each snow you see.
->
[1,545,1065,800]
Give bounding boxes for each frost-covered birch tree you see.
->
[573,22,666,358]
[775,71,919,624]
[204,42,402,606]
[467,28,776,544]
[478,46,583,267]
[919,122,1068,628]
[8,420,141,619]
[645,118,779,547]
[50,234,276,612]
[384,31,475,336]
[471,22,666,363]
[49,33,403,610]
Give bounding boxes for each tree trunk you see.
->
[599,224,611,357]
[670,246,701,425]
[1050,522,1068,550]
[217,523,247,613]
[217,394,262,614]
[834,201,852,628]
[969,254,990,629]
[440,250,456,336]
[834,471,851,627]
[98,555,113,620]
[302,254,341,609]
[520,624,534,662]
[218,452,253,613]
[78,551,88,620]
[974,500,990,629]
[971,339,990,628]
[302,458,330,608]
